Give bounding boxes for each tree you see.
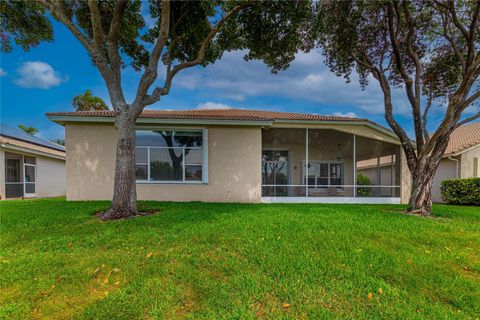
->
[72,90,108,111]
[315,0,480,215]
[18,124,38,135]
[51,138,65,146]
[1,0,312,219]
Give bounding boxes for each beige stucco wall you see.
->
[65,122,412,203]
[0,147,65,199]
[459,145,480,178]
[35,156,66,198]
[65,123,262,202]
[431,145,479,203]
[432,158,458,203]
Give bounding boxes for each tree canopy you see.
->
[17,124,38,135]
[315,0,479,214]
[72,90,109,111]
[1,0,314,219]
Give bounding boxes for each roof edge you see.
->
[1,143,65,160]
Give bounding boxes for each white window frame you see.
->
[135,128,208,184]
[23,160,37,198]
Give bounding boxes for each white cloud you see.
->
[14,61,66,89]
[174,49,412,116]
[197,102,233,110]
[0,68,6,77]
[330,112,358,118]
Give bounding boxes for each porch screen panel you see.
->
[306,129,354,197]
[355,136,401,197]
[5,158,24,198]
[261,128,306,196]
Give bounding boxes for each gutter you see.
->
[447,156,459,178]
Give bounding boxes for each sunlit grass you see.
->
[0,198,479,319]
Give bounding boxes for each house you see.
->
[0,124,66,199]
[432,122,480,203]
[47,109,412,204]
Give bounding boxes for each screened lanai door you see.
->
[262,150,289,196]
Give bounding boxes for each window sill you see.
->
[136,180,207,185]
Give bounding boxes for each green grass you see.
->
[0,199,479,319]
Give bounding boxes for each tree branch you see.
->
[143,2,255,106]
[460,90,480,110]
[374,68,417,171]
[45,1,94,53]
[387,3,424,151]
[45,0,112,82]
[132,0,171,112]
[440,12,466,71]
[106,0,128,107]
[422,81,434,144]
[87,0,105,54]
[455,111,480,128]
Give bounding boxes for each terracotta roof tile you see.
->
[0,136,65,158]
[46,108,394,129]
[444,122,480,156]
[46,108,376,121]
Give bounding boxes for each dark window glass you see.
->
[317,177,329,186]
[136,130,202,147]
[6,159,20,182]
[24,156,36,164]
[135,165,148,180]
[150,148,183,181]
[262,150,288,162]
[135,147,148,163]
[25,183,35,193]
[185,165,202,181]
[24,165,35,182]
[320,163,329,177]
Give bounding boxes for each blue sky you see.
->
[0,20,477,141]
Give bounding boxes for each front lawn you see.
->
[0,199,479,319]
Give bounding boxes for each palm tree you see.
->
[18,124,38,135]
[72,90,108,111]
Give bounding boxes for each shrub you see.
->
[357,173,372,196]
[441,178,480,205]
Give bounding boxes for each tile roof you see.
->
[1,124,65,151]
[444,122,480,156]
[46,109,376,122]
[0,136,65,158]
[0,123,65,158]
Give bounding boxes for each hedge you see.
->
[440,178,480,205]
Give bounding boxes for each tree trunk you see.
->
[407,170,435,216]
[101,108,138,220]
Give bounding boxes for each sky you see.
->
[0,19,478,141]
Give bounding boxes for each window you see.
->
[135,130,206,183]
[302,160,344,189]
[262,150,289,196]
[474,157,479,178]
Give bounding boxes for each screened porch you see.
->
[261,128,401,203]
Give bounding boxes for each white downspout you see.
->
[447,156,459,178]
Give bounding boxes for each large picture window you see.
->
[135,130,206,183]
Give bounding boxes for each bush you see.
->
[356,173,372,196]
[441,178,480,205]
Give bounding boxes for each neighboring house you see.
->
[47,109,412,204]
[432,122,480,203]
[0,124,66,199]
